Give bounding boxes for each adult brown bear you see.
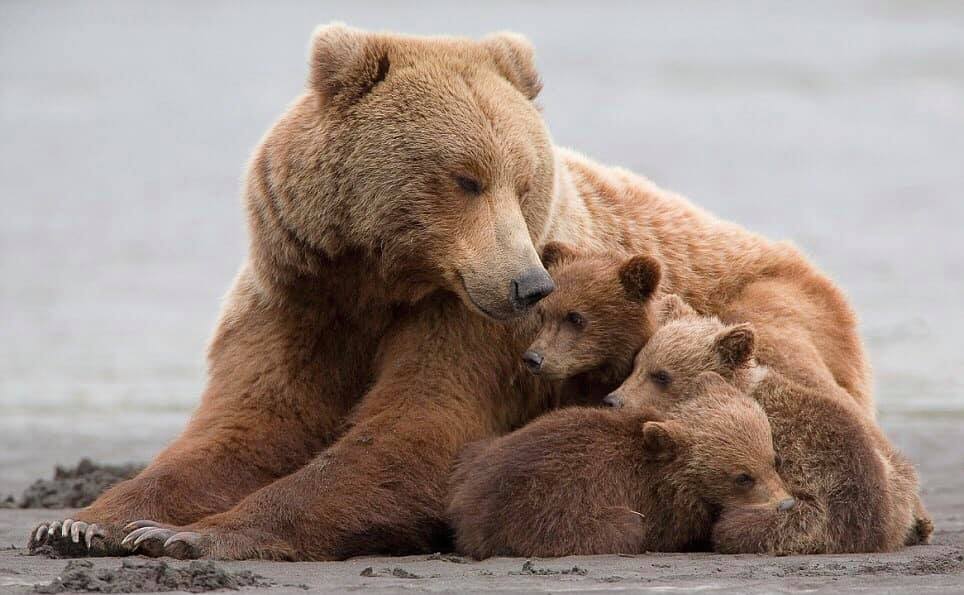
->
[29,24,870,560]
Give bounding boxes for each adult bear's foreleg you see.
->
[115,306,541,560]
[28,293,362,557]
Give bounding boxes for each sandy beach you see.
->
[2,1,963,592]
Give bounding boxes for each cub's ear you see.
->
[619,255,661,303]
[656,294,697,325]
[692,371,732,395]
[541,241,579,269]
[481,32,542,100]
[641,421,679,460]
[714,323,756,369]
[308,23,391,105]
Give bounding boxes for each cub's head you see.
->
[636,375,793,512]
[604,295,756,410]
[522,242,662,382]
[259,24,557,320]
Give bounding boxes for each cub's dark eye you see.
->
[566,311,586,329]
[649,370,672,387]
[455,176,482,195]
[734,473,755,488]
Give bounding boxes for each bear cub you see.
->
[523,242,663,406]
[447,373,791,558]
[608,294,931,554]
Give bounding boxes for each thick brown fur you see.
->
[612,296,929,554]
[448,377,788,559]
[525,242,663,406]
[30,24,874,560]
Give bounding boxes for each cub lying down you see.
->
[447,373,791,559]
[608,294,931,554]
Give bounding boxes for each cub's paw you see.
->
[29,519,117,557]
[907,514,934,546]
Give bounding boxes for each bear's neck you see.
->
[242,145,443,315]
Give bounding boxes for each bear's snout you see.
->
[603,393,624,409]
[510,268,555,311]
[522,350,544,373]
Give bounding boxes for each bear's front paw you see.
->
[29,518,118,557]
[121,517,301,560]
[121,520,207,559]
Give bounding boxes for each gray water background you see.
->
[1,1,962,492]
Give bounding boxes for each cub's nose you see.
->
[778,498,796,511]
[522,350,544,373]
[603,393,624,409]
[510,268,555,311]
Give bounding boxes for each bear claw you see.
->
[123,520,163,532]
[29,519,107,553]
[84,523,105,548]
[120,522,205,558]
[122,526,176,549]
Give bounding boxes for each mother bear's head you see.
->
[250,24,557,320]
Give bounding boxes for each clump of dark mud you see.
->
[34,559,271,593]
[20,459,144,509]
[359,566,433,579]
[509,560,589,576]
[426,552,470,563]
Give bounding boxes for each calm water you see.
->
[2,1,962,491]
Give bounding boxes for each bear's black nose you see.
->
[778,498,796,511]
[522,350,544,373]
[603,393,624,408]
[510,268,555,311]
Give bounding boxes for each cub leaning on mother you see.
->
[30,24,872,561]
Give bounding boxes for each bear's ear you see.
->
[656,294,697,326]
[481,32,542,100]
[619,255,661,303]
[308,23,391,106]
[641,421,679,461]
[714,323,756,370]
[692,371,732,395]
[540,241,579,269]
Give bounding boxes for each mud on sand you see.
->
[2,460,143,511]
[33,559,271,593]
